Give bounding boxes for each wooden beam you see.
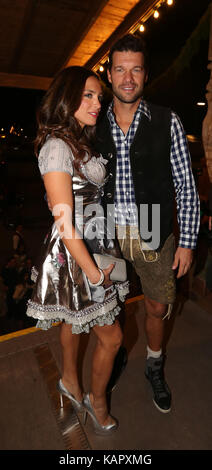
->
[59,0,109,71]
[65,0,141,67]
[85,0,160,70]
[0,72,52,90]
[8,0,37,73]
[0,0,160,90]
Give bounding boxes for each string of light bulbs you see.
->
[96,0,175,73]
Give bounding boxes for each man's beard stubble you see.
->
[112,86,143,104]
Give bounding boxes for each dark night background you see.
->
[0,0,211,137]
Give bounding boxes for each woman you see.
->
[26,66,129,435]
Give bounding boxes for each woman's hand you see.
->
[88,263,115,287]
[102,263,115,287]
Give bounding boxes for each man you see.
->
[95,34,200,413]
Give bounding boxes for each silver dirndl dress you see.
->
[26,137,129,333]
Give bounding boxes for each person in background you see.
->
[13,223,26,256]
[1,256,18,318]
[0,275,7,318]
[13,271,33,329]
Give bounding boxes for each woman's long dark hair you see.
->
[35,66,100,172]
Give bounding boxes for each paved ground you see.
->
[0,293,212,451]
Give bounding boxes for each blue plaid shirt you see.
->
[107,99,200,249]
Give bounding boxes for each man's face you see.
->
[107,50,148,104]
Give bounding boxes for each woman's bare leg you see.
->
[60,322,83,402]
[90,319,123,425]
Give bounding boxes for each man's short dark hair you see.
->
[108,34,149,72]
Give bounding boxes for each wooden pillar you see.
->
[202,2,212,182]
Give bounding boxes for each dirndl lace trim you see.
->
[27,281,129,334]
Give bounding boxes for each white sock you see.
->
[147,346,162,359]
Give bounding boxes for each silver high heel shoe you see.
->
[57,379,84,414]
[83,393,118,435]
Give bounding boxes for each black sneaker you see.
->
[145,355,171,413]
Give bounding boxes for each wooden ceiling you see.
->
[0,0,159,90]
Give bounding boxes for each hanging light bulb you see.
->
[167,0,173,5]
[139,24,145,32]
[153,10,160,19]
[99,65,104,72]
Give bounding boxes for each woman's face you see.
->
[74,76,102,128]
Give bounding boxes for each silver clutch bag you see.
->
[93,254,127,282]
